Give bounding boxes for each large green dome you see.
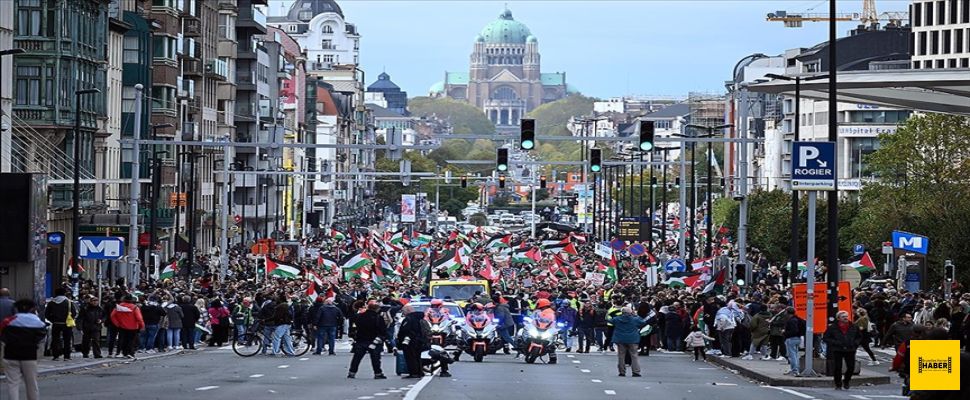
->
[479,9,532,44]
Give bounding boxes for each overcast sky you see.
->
[267,0,912,99]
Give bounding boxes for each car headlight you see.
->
[540,331,553,339]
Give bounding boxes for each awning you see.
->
[749,69,970,116]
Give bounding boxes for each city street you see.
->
[34,341,908,400]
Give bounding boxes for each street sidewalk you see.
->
[1,348,187,379]
[707,352,893,387]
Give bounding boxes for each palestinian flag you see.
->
[390,230,410,247]
[511,247,537,264]
[402,252,412,273]
[479,257,498,281]
[597,255,618,283]
[340,249,374,281]
[306,269,324,287]
[569,232,588,243]
[485,234,512,250]
[306,283,318,302]
[434,249,463,273]
[318,254,339,274]
[379,258,401,278]
[701,268,727,294]
[663,276,688,288]
[690,257,714,271]
[412,232,433,246]
[570,258,585,278]
[845,252,876,273]
[790,259,818,271]
[266,259,301,279]
[330,228,346,240]
[160,261,178,280]
[544,242,579,256]
[541,238,569,248]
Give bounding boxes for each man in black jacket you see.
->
[77,296,104,358]
[314,298,344,355]
[1,299,47,400]
[397,304,431,378]
[823,310,862,390]
[179,296,200,350]
[44,288,76,361]
[347,301,387,379]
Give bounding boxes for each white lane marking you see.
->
[195,386,219,391]
[713,383,737,386]
[374,393,389,396]
[868,397,908,399]
[278,365,289,369]
[402,374,434,400]
[358,397,374,400]
[299,357,309,361]
[765,386,816,399]
[850,395,871,400]
[580,369,591,373]
[604,390,616,395]
[698,367,717,370]
[249,374,264,378]
[289,376,298,380]
[219,345,232,350]
[591,379,602,383]
[268,390,277,394]
[572,360,581,364]
[387,390,402,393]
[567,355,575,358]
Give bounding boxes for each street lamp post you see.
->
[0,48,26,174]
[148,123,173,275]
[71,87,101,277]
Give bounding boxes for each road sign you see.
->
[595,242,613,259]
[882,241,893,255]
[793,281,852,333]
[792,141,836,191]
[628,243,645,257]
[664,259,686,274]
[892,230,929,254]
[47,232,65,246]
[77,236,125,260]
[617,217,640,241]
[853,244,865,256]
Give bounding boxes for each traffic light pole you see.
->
[679,139,687,259]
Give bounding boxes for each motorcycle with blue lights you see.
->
[456,303,502,362]
[515,299,560,364]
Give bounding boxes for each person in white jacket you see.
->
[912,300,935,326]
[714,301,740,358]
[684,326,715,361]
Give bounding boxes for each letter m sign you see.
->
[78,236,125,260]
[892,231,929,255]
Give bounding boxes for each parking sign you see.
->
[792,141,836,191]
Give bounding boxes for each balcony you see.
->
[183,59,203,76]
[237,72,256,91]
[205,58,229,81]
[217,0,236,12]
[183,16,201,37]
[238,6,267,34]
[217,39,237,58]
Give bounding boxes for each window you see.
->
[943,30,952,54]
[926,1,934,25]
[848,110,912,124]
[322,54,334,63]
[937,59,945,68]
[321,39,332,49]
[919,31,927,55]
[16,0,42,36]
[151,86,176,111]
[122,87,136,112]
[299,10,312,20]
[815,111,828,125]
[153,36,177,60]
[322,25,334,34]
[950,0,958,24]
[957,29,965,55]
[931,31,940,54]
[937,1,946,25]
[849,137,880,179]
[913,2,922,27]
[964,0,970,23]
[218,14,235,40]
[123,36,141,63]
[15,66,41,105]
[961,58,969,68]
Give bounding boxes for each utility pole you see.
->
[678,138,687,259]
[738,87,751,288]
[219,136,230,282]
[826,0,841,324]
[128,84,143,286]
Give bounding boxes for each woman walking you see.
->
[855,308,879,366]
[207,300,231,347]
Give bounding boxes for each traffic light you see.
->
[638,120,655,151]
[520,118,536,150]
[498,175,506,188]
[460,175,468,188]
[944,260,954,283]
[539,175,547,189]
[650,177,657,186]
[675,177,681,186]
[589,148,602,172]
[720,177,726,187]
[497,148,509,171]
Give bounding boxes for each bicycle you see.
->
[233,320,311,357]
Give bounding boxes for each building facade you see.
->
[0,0,14,173]
[910,0,970,69]
[430,8,571,130]
[366,72,407,115]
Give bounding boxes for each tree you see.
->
[525,95,596,165]
[409,96,495,134]
[468,213,488,226]
[846,113,970,284]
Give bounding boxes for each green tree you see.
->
[525,95,595,165]
[409,96,495,134]
[846,113,970,284]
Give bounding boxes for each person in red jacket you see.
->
[110,295,144,359]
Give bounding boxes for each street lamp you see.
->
[148,123,173,272]
[684,124,731,258]
[764,73,826,282]
[71,88,101,275]
[0,48,26,174]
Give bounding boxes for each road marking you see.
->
[850,395,871,400]
[403,374,434,400]
[299,357,309,361]
[567,355,575,358]
[289,376,298,380]
[580,369,591,373]
[698,367,717,370]
[713,383,737,386]
[591,379,602,383]
[765,386,815,399]
[374,393,389,396]
[195,386,219,391]
[867,396,908,399]
[604,390,616,395]
[358,397,374,400]
[572,360,581,364]
[249,374,264,378]
[278,365,289,369]
[387,390,401,393]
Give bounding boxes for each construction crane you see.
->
[767,0,907,28]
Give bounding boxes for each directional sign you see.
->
[793,281,852,332]
[77,236,125,260]
[892,230,929,255]
[664,259,686,274]
[792,141,836,191]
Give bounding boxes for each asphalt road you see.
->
[32,343,908,400]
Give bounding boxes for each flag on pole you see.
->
[266,259,301,279]
[160,260,178,280]
[306,283,318,302]
[340,249,375,281]
[544,242,579,256]
[485,234,512,250]
[433,249,463,274]
[412,232,433,247]
[330,228,346,240]
[390,229,410,247]
[511,247,537,264]
[845,252,876,273]
[690,257,714,271]
[318,254,339,274]
[480,257,498,281]
[306,269,325,287]
[701,268,727,294]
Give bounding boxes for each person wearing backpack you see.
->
[232,298,254,341]
[44,288,77,361]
